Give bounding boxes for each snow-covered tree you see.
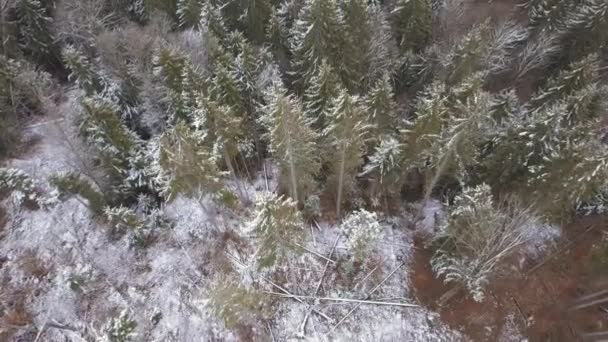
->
[15,0,57,61]
[177,0,203,28]
[200,1,229,42]
[262,86,320,203]
[392,0,432,53]
[80,96,141,182]
[361,136,405,201]
[247,192,305,269]
[365,73,398,137]
[290,0,343,88]
[303,59,341,129]
[324,89,372,218]
[266,6,290,68]
[154,121,232,204]
[340,0,371,90]
[529,53,600,110]
[153,47,205,123]
[340,209,383,262]
[431,184,532,302]
[366,2,398,86]
[63,45,104,96]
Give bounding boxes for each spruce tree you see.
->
[392,0,432,53]
[154,121,231,204]
[266,6,290,68]
[366,2,398,86]
[324,89,372,218]
[177,0,203,28]
[340,209,383,262]
[0,167,40,204]
[340,0,371,90]
[303,59,341,129]
[361,135,405,201]
[63,45,104,96]
[200,1,229,43]
[290,0,342,88]
[247,192,304,269]
[15,0,57,62]
[261,86,320,203]
[365,73,398,137]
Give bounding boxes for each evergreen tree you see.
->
[361,135,405,201]
[80,96,141,181]
[63,46,104,96]
[529,53,600,110]
[290,0,342,88]
[15,0,57,62]
[200,1,229,43]
[324,89,372,218]
[366,2,398,86]
[153,47,204,123]
[105,309,137,342]
[340,209,383,262]
[177,0,203,28]
[247,192,304,269]
[365,73,398,137]
[431,184,532,302]
[154,121,231,204]
[302,59,341,129]
[0,167,40,204]
[340,0,371,90]
[527,0,573,32]
[392,0,432,53]
[262,86,320,203]
[266,6,290,68]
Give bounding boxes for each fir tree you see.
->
[105,309,137,342]
[15,0,57,61]
[340,0,371,90]
[324,89,372,218]
[80,96,141,181]
[360,135,405,200]
[340,209,383,262]
[365,73,398,137]
[431,184,532,302]
[392,0,432,53]
[63,45,104,96]
[208,277,273,329]
[529,53,600,110]
[247,192,304,269]
[177,0,203,28]
[199,1,229,43]
[154,121,231,204]
[366,2,398,85]
[261,86,320,203]
[290,0,343,88]
[302,59,341,129]
[266,6,290,68]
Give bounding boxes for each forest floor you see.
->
[412,215,608,341]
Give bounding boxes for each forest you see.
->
[0,0,607,340]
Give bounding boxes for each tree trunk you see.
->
[336,141,347,219]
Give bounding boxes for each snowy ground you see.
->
[0,121,469,341]
[0,120,556,341]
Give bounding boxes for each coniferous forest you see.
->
[1,0,608,340]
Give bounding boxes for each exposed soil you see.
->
[412,215,608,341]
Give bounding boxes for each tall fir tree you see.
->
[366,2,398,86]
[324,89,372,218]
[365,73,398,137]
[63,46,104,96]
[177,0,203,28]
[290,0,343,89]
[303,59,342,130]
[261,85,320,203]
[247,192,305,269]
[154,121,231,204]
[15,0,58,65]
[340,0,371,90]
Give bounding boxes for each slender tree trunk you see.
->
[336,141,347,219]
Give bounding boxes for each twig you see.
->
[352,258,384,291]
[328,261,407,334]
[263,292,419,307]
[266,321,276,342]
[295,243,336,264]
[311,225,317,247]
[526,224,597,276]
